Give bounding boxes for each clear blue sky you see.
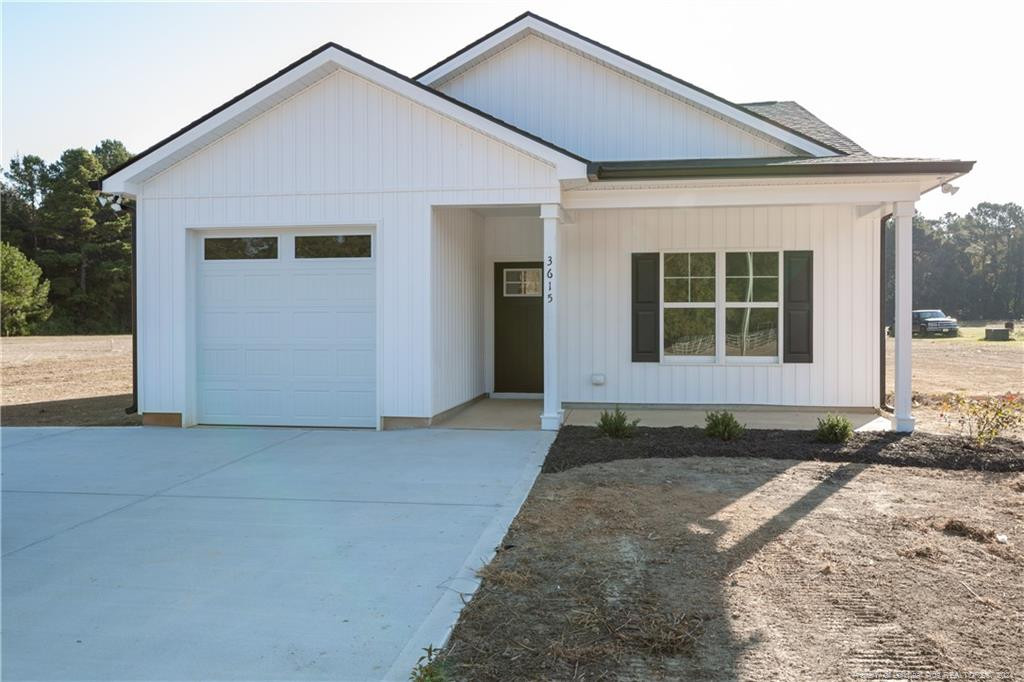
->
[3,1,1020,217]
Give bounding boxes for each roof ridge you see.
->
[414,12,847,156]
[99,39,587,184]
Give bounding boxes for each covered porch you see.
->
[431,187,921,432]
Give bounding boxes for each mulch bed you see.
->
[545,426,1023,474]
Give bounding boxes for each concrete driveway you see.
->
[1,426,553,681]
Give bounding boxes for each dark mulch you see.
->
[544,426,1024,474]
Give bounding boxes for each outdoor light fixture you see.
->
[941,183,960,195]
[97,193,128,212]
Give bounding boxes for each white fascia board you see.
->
[418,16,837,158]
[563,177,924,210]
[102,46,586,194]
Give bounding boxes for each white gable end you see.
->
[434,34,796,161]
[143,66,560,198]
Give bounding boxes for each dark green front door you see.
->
[494,262,543,393]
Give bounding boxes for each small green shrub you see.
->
[940,393,1023,446]
[410,644,447,682]
[597,407,640,438]
[816,413,854,443]
[704,410,745,441]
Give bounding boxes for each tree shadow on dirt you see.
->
[1,394,140,426]
[442,435,916,680]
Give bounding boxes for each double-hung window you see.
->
[662,253,716,360]
[661,251,781,363]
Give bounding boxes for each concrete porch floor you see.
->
[433,398,891,432]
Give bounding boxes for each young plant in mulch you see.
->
[816,413,854,443]
[704,410,745,441]
[597,407,640,438]
[940,393,1024,446]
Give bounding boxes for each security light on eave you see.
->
[941,183,960,195]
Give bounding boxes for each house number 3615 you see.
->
[545,256,554,303]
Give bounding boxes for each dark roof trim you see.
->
[587,158,976,181]
[99,40,587,187]
[414,11,848,156]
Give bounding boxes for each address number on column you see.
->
[545,256,554,303]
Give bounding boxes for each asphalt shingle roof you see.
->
[740,101,868,156]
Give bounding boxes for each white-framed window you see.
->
[503,268,542,297]
[661,251,781,364]
[295,234,372,259]
[662,252,716,361]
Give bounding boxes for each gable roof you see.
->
[740,101,868,156]
[98,41,587,193]
[415,12,843,157]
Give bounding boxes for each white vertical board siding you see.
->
[431,208,485,415]
[560,205,880,408]
[137,67,559,421]
[482,216,543,393]
[438,35,793,161]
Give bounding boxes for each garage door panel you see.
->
[200,274,241,305]
[244,389,286,418]
[337,350,375,378]
[244,348,286,377]
[291,311,336,339]
[201,312,243,341]
[293,348,336,378]
[243,311,286,339]
[335,272,375,300]
[337,311,375,340]
[199,388,244,418]
[291,272,333,301]
[197,232,377,428]
[199,347,244,378]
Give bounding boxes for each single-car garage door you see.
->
[196,230,376,427]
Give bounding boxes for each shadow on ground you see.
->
[2,394,141,427]
[441,449,873,680]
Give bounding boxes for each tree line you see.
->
[2,140,133,334]
[883,203,1024,324]
[1,139,1021,334]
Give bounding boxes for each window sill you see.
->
[659,359,783,367]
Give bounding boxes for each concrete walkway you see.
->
[1,426,553,681]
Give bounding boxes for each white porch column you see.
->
[540,204,563,430]
[892,200,916,432]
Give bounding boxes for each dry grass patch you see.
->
[438,458,1024,681]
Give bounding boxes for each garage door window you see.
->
[204,237,278,260]
[295,235,372,259]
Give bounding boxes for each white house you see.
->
[97,12,973,431]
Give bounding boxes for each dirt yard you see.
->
[1,335,140,426]
[885,327,1022,434]
[442,457,1024,681]
[885,327,1022,397]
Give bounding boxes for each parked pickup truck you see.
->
[888,310,960,337]
[916,310,960,336]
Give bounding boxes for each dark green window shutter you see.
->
[783,251,813,363]
[632,253,660,362]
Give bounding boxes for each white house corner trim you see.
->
[540,203,564,430]
[892,199,916,432]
